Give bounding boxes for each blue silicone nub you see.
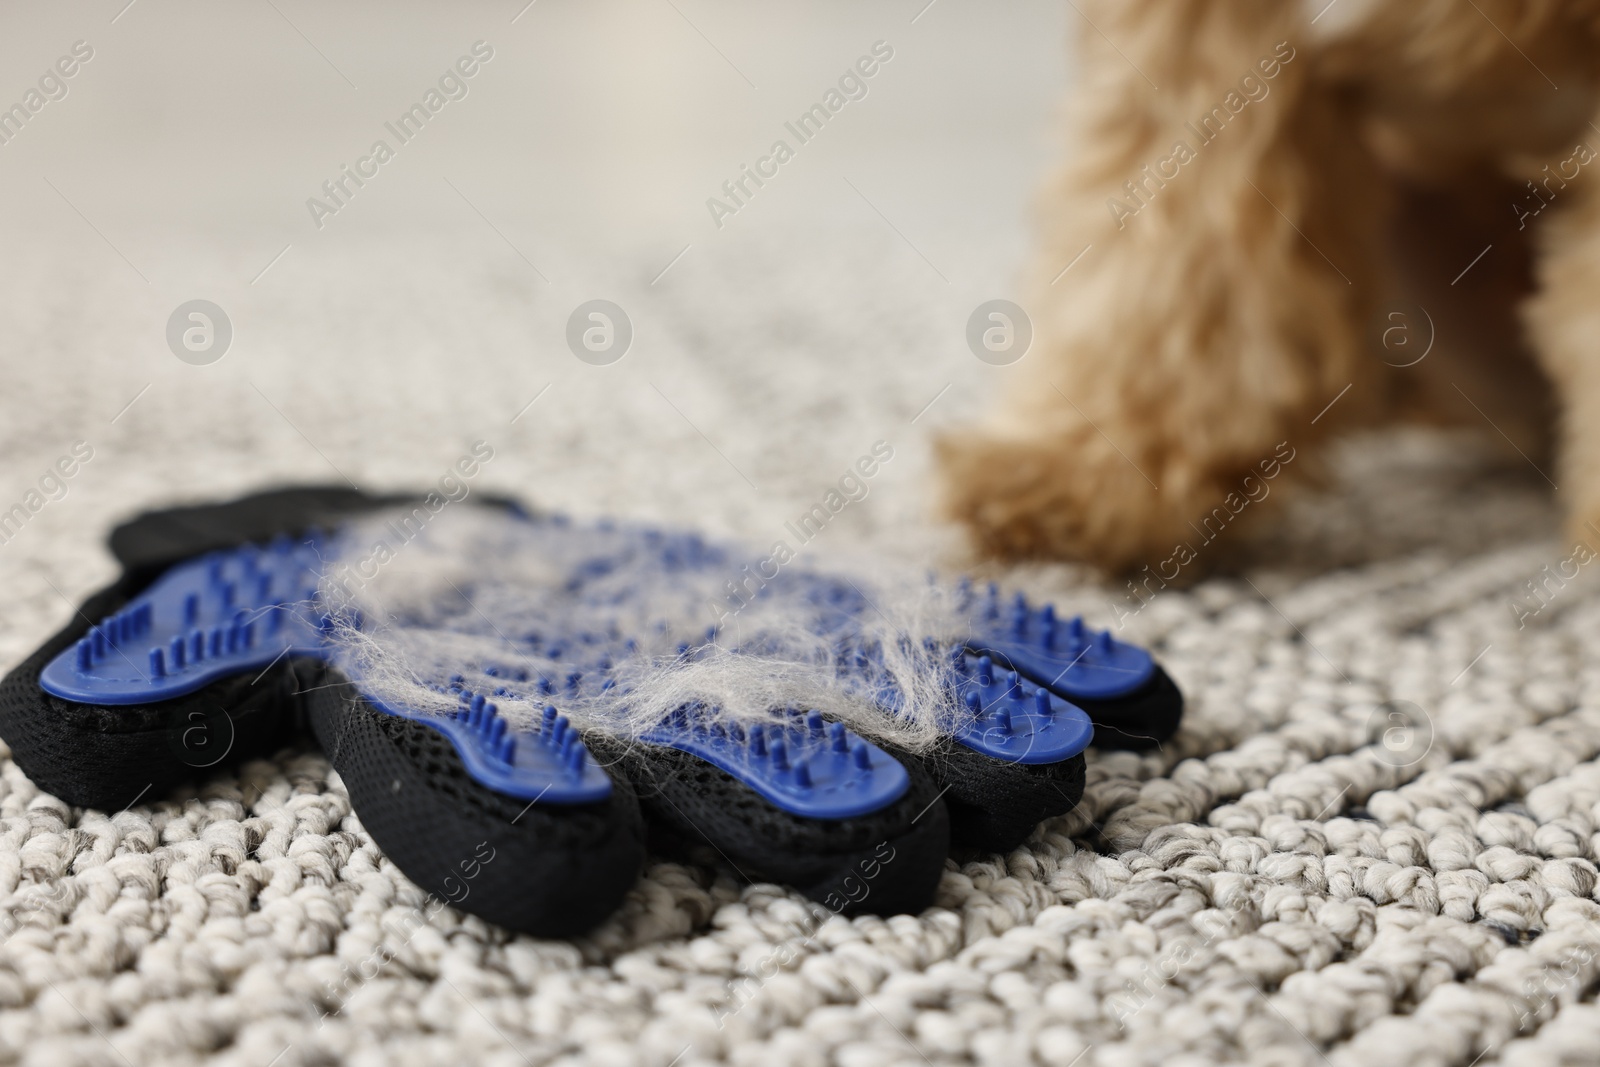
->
[964,585,1154,700]
[950,651,1095,765]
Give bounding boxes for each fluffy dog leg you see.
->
[1525,121,1600,551]
[940,0,1388,572]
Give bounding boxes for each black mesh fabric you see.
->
[306,672,645,938]
[590,735,950,917]
[886,738,1087,853]
[1072,667,1184,751]
[107,485,524,584]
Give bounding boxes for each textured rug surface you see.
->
[4,4,1600,1065]
[3,241,1593,1067]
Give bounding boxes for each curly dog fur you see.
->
[941,0,1600,573]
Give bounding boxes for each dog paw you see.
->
[1562,509,1600,560]
[935,429,1187,573]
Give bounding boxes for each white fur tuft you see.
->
[319,506,974,751]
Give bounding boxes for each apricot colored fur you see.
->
[941,0,1600,573]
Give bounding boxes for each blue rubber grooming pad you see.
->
[39,536,326,704]
[950,652,1094,765]
[962,585,1154,700]
[639,708,906,819]
[815,620,1093,767]
[362,689,612,805]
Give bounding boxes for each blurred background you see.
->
[0,0,1075,663]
